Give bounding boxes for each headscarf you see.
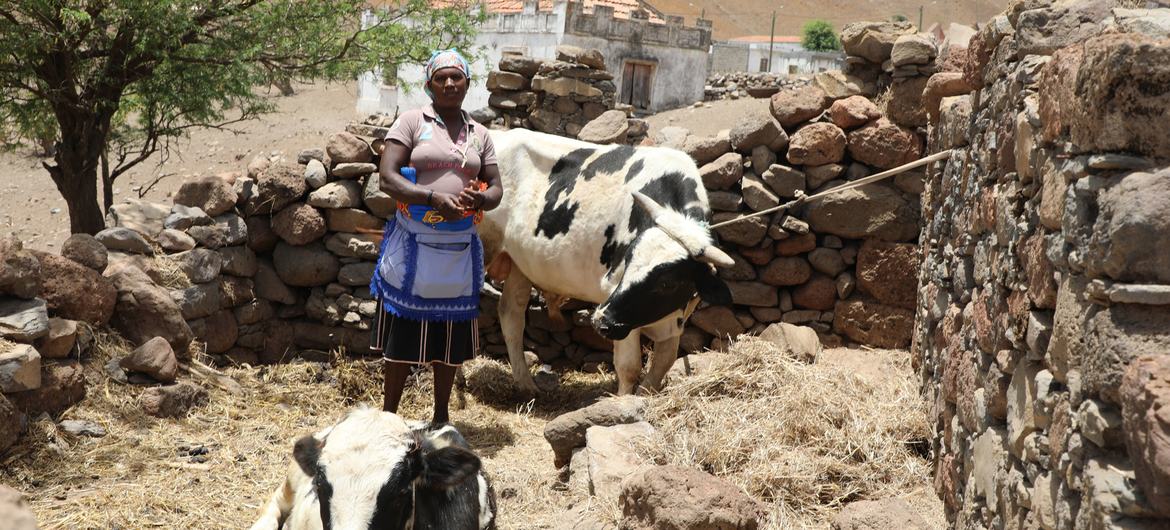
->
[423,49,471,100]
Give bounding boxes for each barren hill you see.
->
[649,0,1007,40]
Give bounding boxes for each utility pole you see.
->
[768,10,776,74]
[918,6,924,31]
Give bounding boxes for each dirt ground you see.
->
[0,84,769,252]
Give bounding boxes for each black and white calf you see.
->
[480,128,734,395]
[250,407,495,530]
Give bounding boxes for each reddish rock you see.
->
[30,251,116,326]
[271,203,326,245]
[856,239,919,310]
[787,123,846,166]
[923,72,974,123]
[326,132,373,164]
[739,243,775,266]
[0,243,41,299]
[760,257,812,286]
[104,261,193,357]
[775,232,816,256]
[201,310,239,355]
[243,161,307,216]
[689,306,746,338]
[1121,355,1170,516]
[1019,234,1057,309]
[769,85,830,128]
[729,112,788,152]
[829,95,882,129]
[833,297,914,349]
[792,274,837,311]
[620,465,766,530]
[245,215,279,253]
[120,337,179,383]
[699,153,745,191]
[846,119,923,169]
[6,362,86,417]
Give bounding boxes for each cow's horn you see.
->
[697,246,736,268]
[631,191,667,220]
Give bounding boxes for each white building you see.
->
[710,35,844,75]
[358,0,713,116]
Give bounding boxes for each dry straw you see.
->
[1,330,932,529]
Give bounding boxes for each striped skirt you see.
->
[369,306,479,366]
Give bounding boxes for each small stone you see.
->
[36,318,78,359]
[164,204,212,231]
[140,382,209,418]
[157,229,196,253]
[761,164,806,198]
[61,233,108,272]
[0,344,41,393]
[120,336,179,383]
[58,419,106,437]
[304,159,328,189]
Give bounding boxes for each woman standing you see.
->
[371,49,503,427]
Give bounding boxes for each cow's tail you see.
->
[249,462,302,530]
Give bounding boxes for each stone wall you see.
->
[916,3,1170,529]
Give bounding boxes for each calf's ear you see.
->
[418,446,482,491]
[293,435,324,477]
[695,270,732,306]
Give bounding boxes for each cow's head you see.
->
[292,408,482,530]
[593,192,734,340]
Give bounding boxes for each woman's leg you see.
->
[383,361,412,413]
[432,362,458,425]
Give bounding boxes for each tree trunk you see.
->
[47,127,108,235]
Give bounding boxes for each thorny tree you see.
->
[0,0,483,234]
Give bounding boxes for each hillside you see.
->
[648,0,1007,40]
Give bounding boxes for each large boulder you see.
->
[805,183,919,242]
[585,422,656,499]
[923,72,974,123]
[1083,168,1170,283]
[787,123,846,166]
[0,485,38,530]
[1121,355,1170,516]
[0,297,49,342]
[499,55,543,77]
[273,242,340,287]
[886,76,930,128]
[833,297,914,348]
[682,132,733,166]
[1015,0,1112,56]
[104,261,193,357]
[173,176,238,216]
[60,233,108,272]
[620,465,766,530]
[856,239,919,309]
[1041,33,1170,158]
[578,110,629,144]
[829,95,882,129]
[544,395,647,468]
[729,113,788,152]
[890,33,938,67]
[770,85,830,128]
[243,161,307,215]
[840,20,916,63]
[326,132,373,164]
[846,119,923,169]
[308,181,363,209]
[140,382,209,418]
[271,203,327,246]
[30,251,116,325]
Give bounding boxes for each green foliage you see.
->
[891,14,909,22]
[0,0,484,232]
[801,19,842,52]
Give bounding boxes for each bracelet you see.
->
[426,190,434,207]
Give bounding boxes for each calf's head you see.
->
[594,192,734,340]
[293,408,482,530]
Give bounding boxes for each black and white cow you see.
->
[479,128,734,395]
[250,407,496,530]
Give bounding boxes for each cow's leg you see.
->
[500,267,539,393]
[641,334,681,393]
[613,330,643,396]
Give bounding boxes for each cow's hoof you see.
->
[514,379,540,396]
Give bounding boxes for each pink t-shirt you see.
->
[385,104,498,196]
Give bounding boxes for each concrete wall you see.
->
[917,6,1170,529]
[710,42,750,73]
[710,40,844,75]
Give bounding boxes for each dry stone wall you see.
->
[916,3,1170,529]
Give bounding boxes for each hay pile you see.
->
[642,336,933,528]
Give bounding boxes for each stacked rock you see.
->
[703,73,812,101]
[482,45,617,138]
[648,79,926,353]
[918,4,1170,529]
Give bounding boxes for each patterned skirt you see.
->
[370,305,479,366]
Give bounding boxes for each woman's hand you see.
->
[457,185,485,212]
[430,191,466,221]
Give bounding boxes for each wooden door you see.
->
[620,62,653,111]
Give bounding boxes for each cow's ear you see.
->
[418,446,481,490]
[695,269,732,306]
[293,435,323,477]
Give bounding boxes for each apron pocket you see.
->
[411,233,475,299]
[377,223,411,290]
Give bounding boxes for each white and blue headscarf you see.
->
[423,49,471,100]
